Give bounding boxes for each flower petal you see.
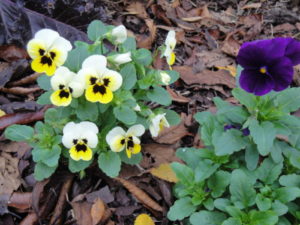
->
[268,57,294,91]
[131,143,141,154]
[50,89,72,106]
[82,55,107,74]
[85,84,113,103]
[239,69,274,96]
[79,121,99,134]
[50,66,74,90]
[77,68,99,86]
[109,135,126,152]
[31,57,56,76]
[48,48,67,67]
[34,29,59,49]
[285,38,300,66]
[106,127,126,144]
[69,80,85,98]
[69,145,81,160]
[78,147,93,161]
[127,124,145,137]
[80,130,98,148]
[165,30,176,50]
[27,39,46,59]
[101,69,123,91]
[51,36,72,52]
[111,25,127,44]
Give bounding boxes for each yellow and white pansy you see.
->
[160,71,171,85]
[78,55,122,104]
[27,29,72,76]
[149,113,170,137]
[50,67,85,106]
[163,30,176,68]
[106,124,145,158]
[111,25,127,44]
[62,121,99,161]
[108,52,132,66]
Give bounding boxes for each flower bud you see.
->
[160,72,171,85]
[108,52,132,66]
[111,25,127,44]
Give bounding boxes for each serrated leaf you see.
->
[275,187,300,203]
[171,162,194,186]
[68,158,92,173]
[64,44,90,72]
[232,88,257,110]
[256,194,272,211]
[208,170,231,198]
[37,91,51,105]
[279,174,300,187]
[150,163,178,183]
[76,99,99,121]
[132,48,152,66]
[245,143,259,171]
[37,75,51,91]
[249,210,278,225]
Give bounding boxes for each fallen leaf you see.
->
[134,214,155,225]
[241,2,262,10]
[196,50,235,68]
[126,1,148,19]
[0,45,28,62]
[273,23,296,34]
[174,66,236,88]
[221,36,240,57]
[136,19,157,49]
[150,163,178,183]
[0,141,31,159]
[216,65,237,77]
[8,192,32,210]
[91,198,105,225]
[71,198,93,225]
[115,205,141,216]
[86,186,114,204]
[166,86,190,103]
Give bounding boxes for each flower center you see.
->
[73,139,88,152]
[259,66,267,74]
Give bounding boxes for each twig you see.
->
[8,73,41,87]
[0,86,41,95]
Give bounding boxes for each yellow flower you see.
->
[163,30,176,67]
[149,113,170,137]
[134,214,155,225]
[106,124,145,158]
[78,55,122,104]
[50,67,85,106]
[27,29,72,76]
[62,121,99,161]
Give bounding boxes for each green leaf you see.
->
[271,140,283,163]
[274,87,300,113]
[203,198,214,210]
[275,187,300,203]
[98,151,121,177]
[272,200,288,216]
[120,63,137,90]
[225,206,244,218]
[120,37,136,52]
[208,170,231,198]
[232,88,257,110]
[279,174,300,187]
[255,157,283,184]
[119,151,142,165]
[167,197,197,221]
[32,145,61,167]
[171,162,194,186]
[76,99,99,121]
[64,44,90,72]
[69,158,92,173]
[165,109,181,126]
[194,160,219,182]
[87,20,107,41]
[37,91,52,105]
[34,162,57,181]
[113,105,137,125]
[256,194,272,211]
[165,70,179,84]
[132,48,152,66]
[249,120,276,156]
[5,125,34,141]
[222,218,242,225]
[230,169,256,208]
[214,198,231,212]
[147,86,172,106]
[176,147,203,169]
[194,111,217,146]
[277,217,291,225]
[245,143,259,171]
[190,211,226,225]
[214,129,247,156]
[37,75,51,91]
[249,210,278,225]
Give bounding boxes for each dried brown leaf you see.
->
[166,86,190,103]
[221,36,240,57]
[126,1,148,19]
[241,3,262,10]
[150,163,178,183]
[0,141,31,159]
[136,19,157,49]
[0,45,28,62]
[91,198,105,225]
[115,178,163,212]
[8,192,32,210]
[71,199,93,225]
[20,212,38,225]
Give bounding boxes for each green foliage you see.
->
[98,151,121,177]
[5,125,34,141]
[87,20,107,41]
[120,63,137,90]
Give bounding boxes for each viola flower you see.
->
[50,67,85,106]
[237,37,300,96]
[78,55,122,104]
[224,124,250,136]
[108,52,132,66]
[149,113,170,137]
[62,121,99,161]
[27,29,72,76]
[160,71,171,85]
[106,124,145,158]
[111,25,127,44]
[163,30,176,68]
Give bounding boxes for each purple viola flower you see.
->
[224,124,249,136]
[237,37,300,96]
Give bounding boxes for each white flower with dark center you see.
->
[108,52,132,66]
[27,29,72,76]
[160,72,171,85]
[163,30,176,67]
[106,124,145,158]
[149,113,170,137]
[111,25,127,44]
[78,55,122,104]
[62,121,99,161]
[50,67,85,106]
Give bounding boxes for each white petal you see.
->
[83,131,98,148]
[101,69,122,91]
[34,29,59,49]
[106,127,126,145]
[51,36,72,52]
[62,132,75,148]
[50,67,74,90]
[133,104,141,111]
[79,121,99,134]
[27,39,46,59]
[109,135,126,152]
[160,72,171,85]
[161,116,170,128]
[149,123,159,137]
[127,124,145,137]
[62,122,81,148]
[82,55,107,74]
[111,52,132,65]
[77,67,99,85]
[165,30,176,50]
[132,136,141,145]
[163,45,172,57]
[111,25,127,44]
[69,80,85,98]
[63,122,76,134]
[149,114,166,137]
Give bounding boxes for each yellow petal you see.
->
[110,135,126,152]
[85,84,113,104]
[126,149,132,158]
[131,143,141,154]
[78,147,93,161]
[0,109,6,117]
[134,214,155,225]
[48,48,65,67]
[69,146,81,161]
[27,39,46,59]
[31,57,56,76]
[168,52,176,66]
[150,163,178,183]
[50,89,72,106]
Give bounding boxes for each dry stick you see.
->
[115,177,163,212]
[0,86,41,95]
[8,72,42,86]
[49,176,74,225]
[20,212,38,225]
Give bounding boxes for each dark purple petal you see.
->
[242,128,250,136]
[285,38,300,65]
[239,69,274,96]
[268,57,294,91]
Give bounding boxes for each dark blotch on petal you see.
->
[39,48,45,56]
[73,139,78,145]
[50,51,56,60]
[120,139,125,145]
[103,78,110,87]
[59,84,65,90]
[93,84,106,95]
[90,77,97,85]
[82,139,87,144]
[59,90,70,99]
[75,143,87,152]
[69,87,73,93]
[40,56,53,66]
[127,140,134,148]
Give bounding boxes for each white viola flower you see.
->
[160,72,171,85]
[149,113,170,137]
[163,30,176,67]
[111,25,127,44]
[27,29,72,76]
[77,55,122,104]
[108,52,132,66]
[50,67,85,106]
[62,121,99,161]
[133,104,141,111]
[106,124,145,158]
